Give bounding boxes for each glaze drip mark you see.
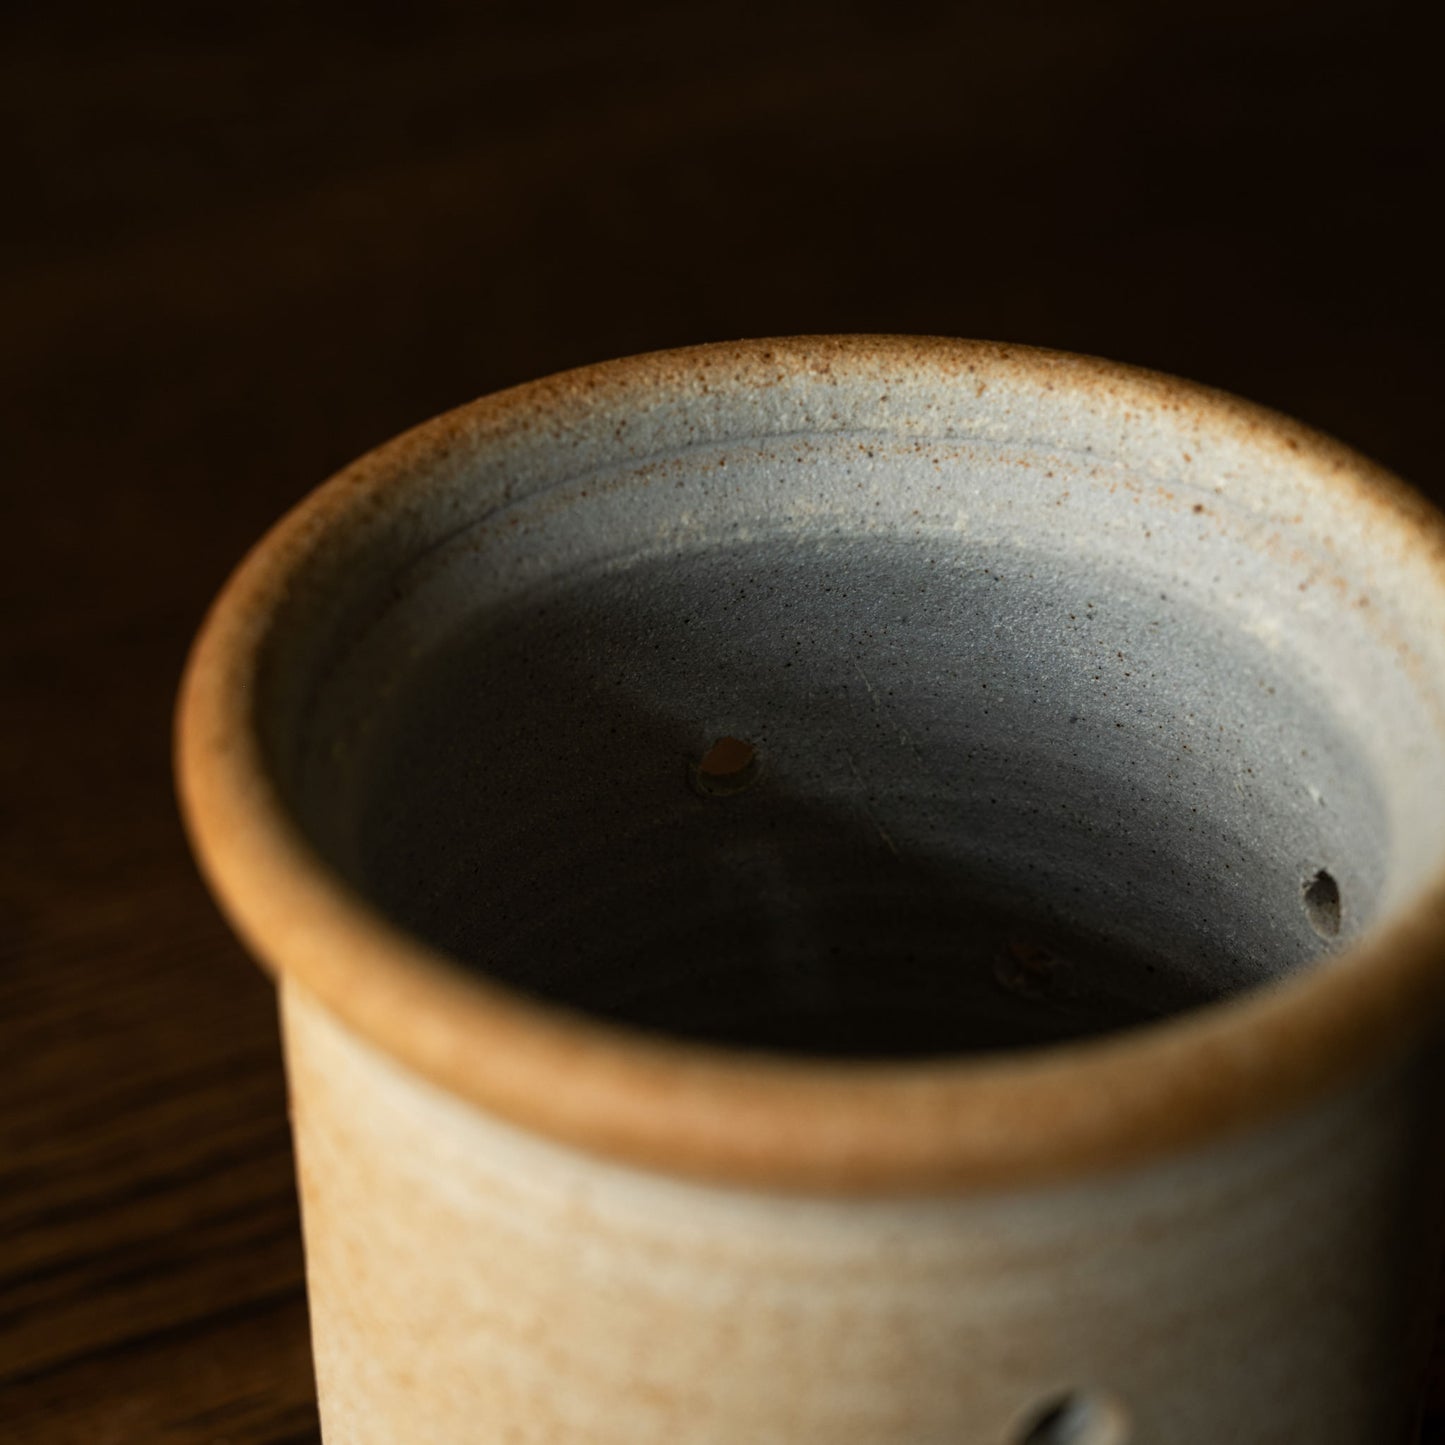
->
[689,736,759,797]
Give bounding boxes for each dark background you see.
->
[3,2,1442,1439]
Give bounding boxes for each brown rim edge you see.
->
[175,335,1445,1195]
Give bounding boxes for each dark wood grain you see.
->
[3,4,1442,1439]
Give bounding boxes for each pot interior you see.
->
[275,406,1440,1060]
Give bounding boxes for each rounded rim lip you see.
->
[176,334,1445,1194]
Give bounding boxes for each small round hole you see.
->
[689,736,759,797]
[1014,1391,1130,1445]
[1303,867,1341,938]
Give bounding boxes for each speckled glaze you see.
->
[177,338,1445,1443]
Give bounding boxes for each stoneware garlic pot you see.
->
[176,337,1445,1443]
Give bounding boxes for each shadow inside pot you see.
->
[316,534,1380,1060]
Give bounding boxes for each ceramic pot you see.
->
[176,337,1445,1443]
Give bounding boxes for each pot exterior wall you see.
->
[282,980,1441,1444]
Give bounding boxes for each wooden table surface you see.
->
[4,5,1443,1439]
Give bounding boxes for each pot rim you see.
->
[175,335,1445,1194]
